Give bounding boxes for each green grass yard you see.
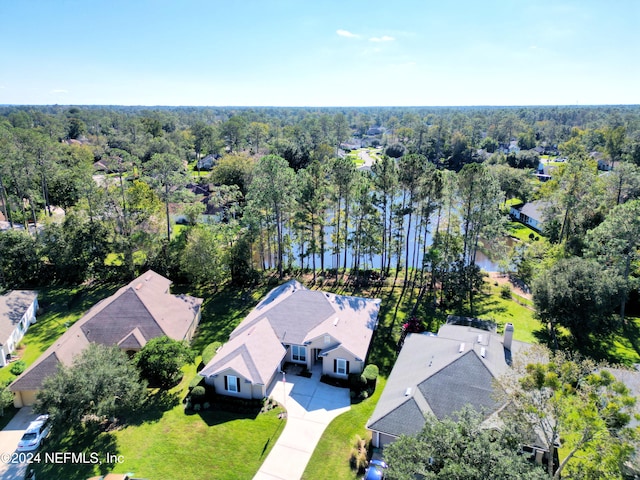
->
[31,361,285,479]
[507,221,544,243]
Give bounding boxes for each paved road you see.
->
[253,367,350,480]
[0,407,37,480]
[357,149,376,170]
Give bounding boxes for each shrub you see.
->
[348,373,366,389]
[10,360,26,376]
[201,342,222,366]
[362,364,379,382]
[135,336,194,389]
[191,385,206,401]
[349,435,368,473]
[499,284,512,299]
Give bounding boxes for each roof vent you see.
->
[404,387,412,396]
[458,343,465,353]
[135,283,143,290]
[480,347,486,358]
[477,334,484,344]
[333,317,339,326]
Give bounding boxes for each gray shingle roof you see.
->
[366,397,426,438]
[367,325,528,440]
[201,280,380,385]
[10,353,60,391]
[200,318,286,385]
[81,288,164,345]
[0,290,38,344]
[235,288,335,345]
[419,350,501,420]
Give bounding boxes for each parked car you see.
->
[363,459,388,480]
[16,415,51,452]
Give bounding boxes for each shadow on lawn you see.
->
[195,407,261,427]
[126,389,182,426]
[259,416,286,459]
[34,423,120,480]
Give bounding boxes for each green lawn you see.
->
[111,363,285,480]
[0,283,120,386]
[31,361,285,479]
[507,221,544,243]
[473,282,541,343]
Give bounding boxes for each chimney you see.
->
[504,323,514,351]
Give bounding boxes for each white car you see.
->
[16,415,51,452]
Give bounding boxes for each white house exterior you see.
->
[0,291,38,367]
[510,200,549,232]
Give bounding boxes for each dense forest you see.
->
[1,104,640,352]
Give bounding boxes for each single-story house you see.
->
[10,271,202,407]
[199,280,381,399]
[367,317,528,448]
[510,200,549,232]
[0,290,38,367]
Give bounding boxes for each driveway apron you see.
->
[253,367,350,480]
[0,407,37,480]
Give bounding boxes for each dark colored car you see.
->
[363,459,388,480]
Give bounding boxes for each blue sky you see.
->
[1,0,638,106]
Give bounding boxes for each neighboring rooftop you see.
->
[11,271,202,392]
[367,321,528,441]
[0,290,38,342]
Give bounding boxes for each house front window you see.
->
[226,375,239,393]
[336,358,348,375]
[292,345,306,362]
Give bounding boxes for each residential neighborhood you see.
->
[1,8,639,474]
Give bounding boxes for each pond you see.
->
[283,214,510,273]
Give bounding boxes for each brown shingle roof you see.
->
[10,270,202,393]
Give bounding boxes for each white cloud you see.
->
[337,29,358,38]
[369,35,395,42]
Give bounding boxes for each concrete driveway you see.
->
[253,367,350,480]
[0,407,38,479]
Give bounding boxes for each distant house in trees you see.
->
[199,280,381,399]
[510,200,549,232]
[10,271,202,407]
[366,317,527,448]
[590,151,613,171]
[366,126,385,136]
[196,154,220,171]
[0,290,38,367]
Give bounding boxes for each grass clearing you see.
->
[507,221,544,243]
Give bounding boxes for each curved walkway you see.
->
[253,366,350,480]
